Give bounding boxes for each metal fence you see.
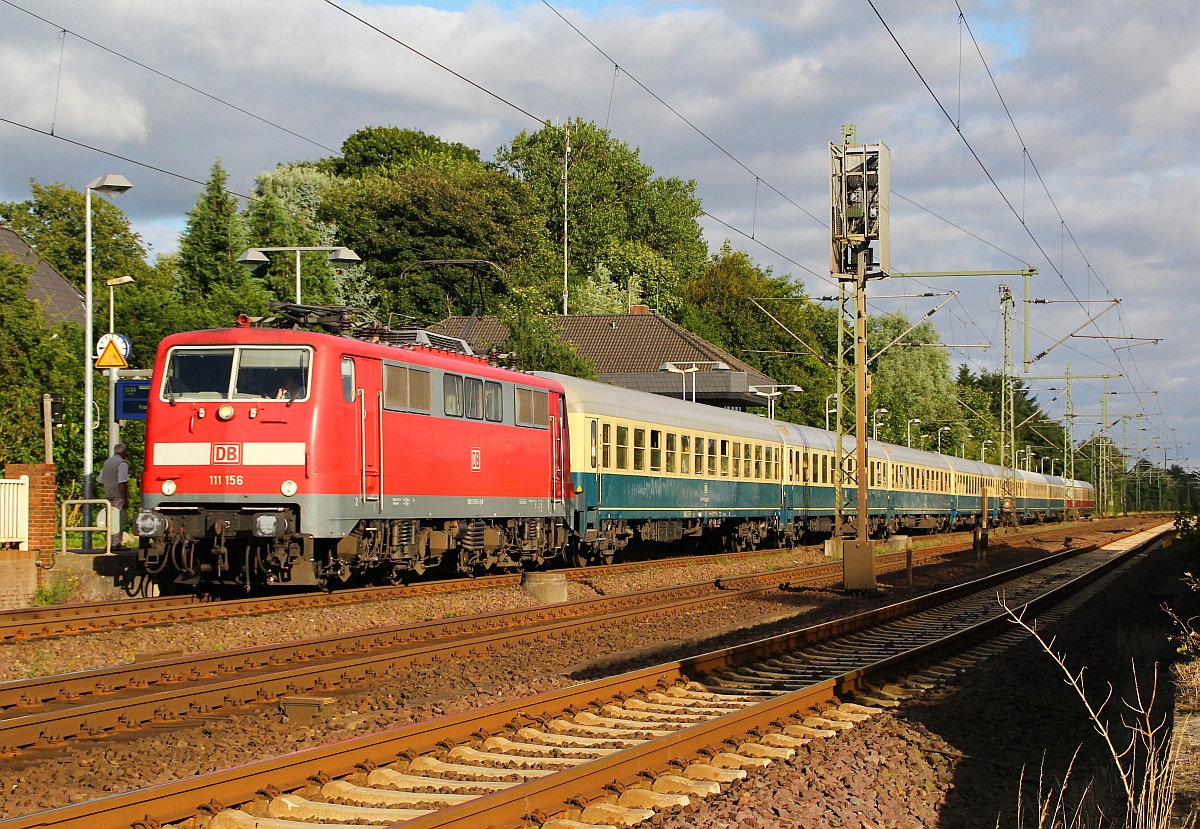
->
[0,476,29,550]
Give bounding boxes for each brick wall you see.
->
[1,463,55,607]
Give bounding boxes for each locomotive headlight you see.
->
[281,479,298,497]
[217,404,235,421]
[135,511,167,537]
[161,479,177,496]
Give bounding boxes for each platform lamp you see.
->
[937,425,951,454]
[872,408,888,441]
[962,433,973,459]
[238,246,361,305]
[907,418,921,448]
[749,385,802,420]
[657,361,729,403]
[84,174,133,552]
[981,439,993,462]
[825,394,838,431]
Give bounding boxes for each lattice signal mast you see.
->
[830,125,889,590]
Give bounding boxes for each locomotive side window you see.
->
[342,358,355,402]
[384,364,410,410]
[516,387,550,428]
[616,426,629,469]
[409,370,431,411]
[464,377,484,420]
[443,374,464,417]
[484,382,503,422]
[679,436,691,474]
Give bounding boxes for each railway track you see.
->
[2,518,1136,642]
[2,522,1172,829]
[0,520,1150,753]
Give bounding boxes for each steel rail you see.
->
[3,523,1171,829]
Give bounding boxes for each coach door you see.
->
[354,357,383,508]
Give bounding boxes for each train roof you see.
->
[539,372,785,442]
[159,326,565,390]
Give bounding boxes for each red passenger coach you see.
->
[136,316,572,590]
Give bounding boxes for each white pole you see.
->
[296,249,302,304]
[83,185,95,550]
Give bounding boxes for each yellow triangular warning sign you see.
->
[95,338,128,370]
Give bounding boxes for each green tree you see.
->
[177,160,269,320]
[326,126,481,177]
[681,243,834,426]
[496,118,707,318]
[318,162,554,323]
[497,287,594,378]
[867,312,966,449]
[0,254,83,478]
[0,180,152,291]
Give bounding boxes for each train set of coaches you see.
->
[133,317,1095,590]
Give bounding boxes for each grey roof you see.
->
[0,227,85,326]
[433,311,777,408]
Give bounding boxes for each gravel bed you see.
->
[658,526,1187,828]
[0,521,1152,820]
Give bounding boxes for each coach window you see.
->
[589,421,598,469]
[443,374,464,417]
[341,357,355,402]
[720,440,730,476]
[601,423,612,468]
[694,436,704,476]
[732,442,741,478]
[754,445,763,479]
[666,433,677,473]
[802,451,809,483]
[484,381,503,422]
[765,447,774,480]
[650,430,663,472]
[463,377,484,420]
[634,428,646,471]
[680,436,691,474]
[616,426,629,469]
[821,453,828,484]
[707,439,717,476]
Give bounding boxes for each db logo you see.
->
[212,443,242,464]
[470,448,481,471]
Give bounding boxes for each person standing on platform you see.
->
[98,443,130,550]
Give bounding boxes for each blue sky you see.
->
[0,0,1195,465]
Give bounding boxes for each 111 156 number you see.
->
[210,475,244,486]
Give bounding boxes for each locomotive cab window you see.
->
[163,346,311,402]
[341,357,355,402]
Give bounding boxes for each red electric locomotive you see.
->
[134,307,572,590]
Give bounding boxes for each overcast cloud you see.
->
[0,0,1194,468]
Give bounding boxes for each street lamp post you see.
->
[825,394,838,431]
[962,433,973,458]
[105,275,134,455]
[937,426,951,454]
[907,418,921,448]
[981,439,994,462]
[83,174,133,552]
[872,408,888,442]
[238,246,362,304]
[749,385,802,420]
[657,361,730,404]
